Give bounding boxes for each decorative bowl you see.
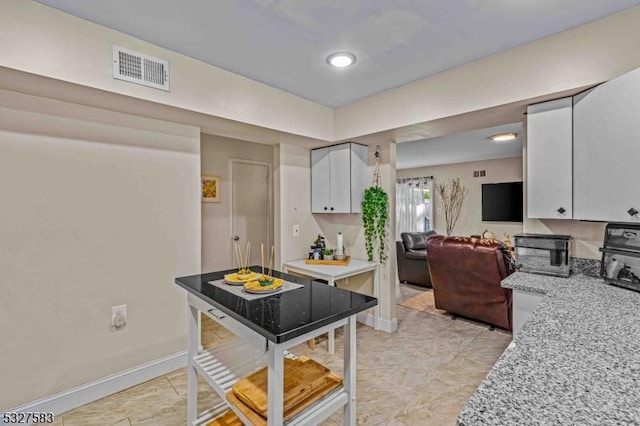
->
[257,275,275,287]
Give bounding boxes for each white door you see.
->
[230,160,271,269]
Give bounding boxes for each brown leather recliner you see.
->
[426,235,515,330]
[396,231,437,288]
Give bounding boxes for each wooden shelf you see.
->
[193,341,267,400]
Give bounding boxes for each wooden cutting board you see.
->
[226,373,342,425]
[304,256,351,266]
[206,409,243,426]
[232,356,334,417]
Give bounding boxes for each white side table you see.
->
[282,258,380,353]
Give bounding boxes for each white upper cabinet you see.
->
[573,67,640,222]
[527,97,573,219]
[311,143,368,213]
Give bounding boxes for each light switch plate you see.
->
[293,224,300,237]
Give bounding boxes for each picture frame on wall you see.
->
[202,175,221,203]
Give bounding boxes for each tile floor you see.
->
[58,284,511,425]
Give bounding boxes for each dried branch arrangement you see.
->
[436,178,468,236]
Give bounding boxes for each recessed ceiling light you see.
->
[489,132,518,142]
[326,52,356,68]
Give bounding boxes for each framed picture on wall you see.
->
[202,175,221,203]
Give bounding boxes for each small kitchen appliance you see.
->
[513,233,571,277]
[600,222,640,292]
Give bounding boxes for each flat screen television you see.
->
[482,182,523,222]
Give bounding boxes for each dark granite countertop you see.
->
[457,270,640,425]
[175,267,377,344]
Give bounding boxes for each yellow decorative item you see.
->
[482,229,496,240]
[224,272,260,285]
[504,234,515,253]
[244,278,283,292]
[201,175,220,203]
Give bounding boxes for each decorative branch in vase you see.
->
[436,177,468,236]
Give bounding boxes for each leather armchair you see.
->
[396,231,437,288]
[426,235,515,330]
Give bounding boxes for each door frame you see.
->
[228,158,272,268]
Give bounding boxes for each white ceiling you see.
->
[396,123,523,169]
[34,0,640,107]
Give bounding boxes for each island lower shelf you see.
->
[192,338,348,425]
[176,267,376,425]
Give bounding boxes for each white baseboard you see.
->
[379,317,398,333]
[3,350,187,420]
[356,312,397,333]
[356,312,375,327]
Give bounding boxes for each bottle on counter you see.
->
[606,257,622,279]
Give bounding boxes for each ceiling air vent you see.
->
[112,46,169,91]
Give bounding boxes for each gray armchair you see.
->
[396,231,437,288]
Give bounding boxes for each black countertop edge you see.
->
[174,278,277,341]
[175,268,378,344]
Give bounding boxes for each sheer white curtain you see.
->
[396,178,429,240]
[424,178,433,231]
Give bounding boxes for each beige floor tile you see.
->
[165,370,224,412]
[392,377,476,426]
[62,377,178,426]
[461,328,511,368]
[128,397,186,426]
[61,283,510,426]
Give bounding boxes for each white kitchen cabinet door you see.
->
[527,98,573,219]
[311,143,369,213]
[311,147,331,213]
[573,67,640,222]
[349,143,368,214]
[329,144,351,213]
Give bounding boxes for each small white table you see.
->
[282,258,380,353]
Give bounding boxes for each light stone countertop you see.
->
[457,271,640,425]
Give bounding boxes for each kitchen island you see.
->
[458,271,640,425]
[175,267,377,425]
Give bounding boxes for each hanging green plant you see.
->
[362,185,388,263]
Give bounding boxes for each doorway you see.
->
[229,159,271,268]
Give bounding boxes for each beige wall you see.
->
[398,157,525,240]
[335,6,640,140]
[275,142,397,330]
[201,134,274,272]
[0,106,200,410]
[523,219,605,260]
[0,0,333,141]
[399,153,607,260]
[274,143,323,267]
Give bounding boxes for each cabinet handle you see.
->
[330,207,334,211]
[324,206,328,211]
[208,308,225,320]
[557,207,566,215]
[628,208,639,217]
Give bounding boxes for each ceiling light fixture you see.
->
[326,52,356,68]
[489,132,518,142]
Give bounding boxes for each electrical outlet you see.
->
[293,224,300,237]
[112,304,127,329]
